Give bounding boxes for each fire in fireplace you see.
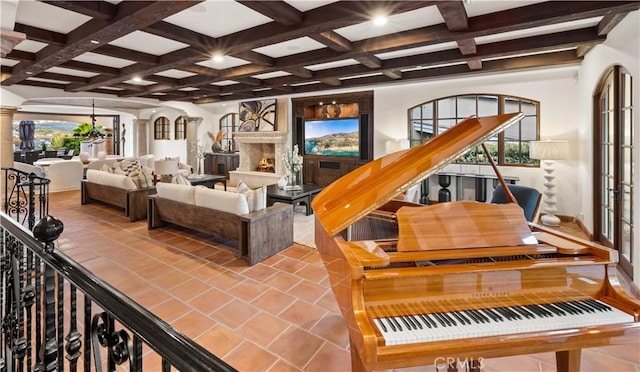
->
[257,158,275,173]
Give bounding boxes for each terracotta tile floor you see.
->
[48,190,639,371]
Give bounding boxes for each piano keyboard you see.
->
[372,299,634,346]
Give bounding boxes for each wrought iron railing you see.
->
[1,168,236,372]
[2,167,50,230]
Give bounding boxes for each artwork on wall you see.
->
[238,99,277,131]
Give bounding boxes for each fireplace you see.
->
[229,131,288,188]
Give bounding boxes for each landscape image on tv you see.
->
[304,118,359,157]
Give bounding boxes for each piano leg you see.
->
[350,342,367,372]
[556,350,581,372]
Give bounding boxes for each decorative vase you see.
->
[277,175,288,189]
[211,142,222,153]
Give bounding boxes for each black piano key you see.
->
[554,301,580,315]
[569,300,594,313]
[408,314,423,329]
[514,305,536,319]
[495,307,517,320]
[441,311,457,326]
[472,309,490,323]
[389,316,402,331]
[541,303,566,316]
[375,318,387,332]
[463,310,481,324]
[525,304,550,317]
[451,311,470,325]
[584,299,612,312]
[419,313,436,328]
[384,317,397,332]
[432,312,449,327]
[480,308,503,322]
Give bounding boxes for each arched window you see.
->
[407,94,539,166]
[219,113,238,151]
[154,116,170,140]
[174,116,186,140]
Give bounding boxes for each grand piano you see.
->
[311,113,640,372]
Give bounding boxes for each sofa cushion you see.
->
[87,169,138,190]
[236,181,266,212]
[156,182,195,205]
[195,187,249,215]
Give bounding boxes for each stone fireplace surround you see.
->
[229,131,288,188]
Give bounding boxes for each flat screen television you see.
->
[304,118,359,157]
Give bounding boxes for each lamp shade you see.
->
[385,139,410,154]
[154,158,179,175]
[529,140,569,160]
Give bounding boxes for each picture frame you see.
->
[238,99,277,131]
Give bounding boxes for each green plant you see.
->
[51,133,65,148]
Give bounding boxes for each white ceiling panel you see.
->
[211,80,239,86]
[335,6,444,42]
[73,52,135,68]
[27,77,70,84]
[286,0,338,12]
[154,69,197,79]
[99,86,124,91]
[13,40,47,53]
[196,55,249,70]
[178,87,200,91]
[253,37,325,58]
[1,59,19,67]
[164,0,271,38]
[46,67,98,78]
[123,79,156,86]
[252,71,292,79]
[340,72,383,81]
[305,59,359,71]
[376,42,459,60]
[15,1,90,33]
[109,31,189,56]
[464,1,546,17]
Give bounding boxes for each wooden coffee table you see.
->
[266,184,323,215]
[188,174,227,190]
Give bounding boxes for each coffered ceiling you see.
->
[1,0,638,105]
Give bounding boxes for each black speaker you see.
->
[360,113,368,160]
[319,161,341,169]
[295,117,303,147]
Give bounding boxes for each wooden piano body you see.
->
[311,114,640,372]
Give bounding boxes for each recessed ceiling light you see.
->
[132,76,142,82]
[212,54,224,63]
[90,40,99,44]
[26,71,33,75]
[373,15,388,26]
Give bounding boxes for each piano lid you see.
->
[311,113,525,237]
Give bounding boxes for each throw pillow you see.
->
[171,174,191,185]
[101,164,113,173]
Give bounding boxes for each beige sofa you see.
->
[148,183,293,265]
[81,169,156,222]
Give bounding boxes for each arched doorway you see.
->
[593,66,634,278]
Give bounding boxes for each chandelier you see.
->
[87,99,103,139]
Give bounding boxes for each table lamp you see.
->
[154,158,179,183]
[529,139,569,226]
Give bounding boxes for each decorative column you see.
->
[134,119,148,157]
[185,117,202,171]
[1,106,17,198]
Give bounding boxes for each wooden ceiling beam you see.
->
[13,23,66,46]
[284,67,313,79]
[382,69,402,80]
[355,55,383,69]
[41,0,118,21]
[94,44,158,65]
[35,72,88,83]
[437,1,469,31]
[310,31,353,52]
[467,59,483,70]
[597,11,631,35]
[457,39,477,55]
[2,1,201,86]
[236,1,303,26]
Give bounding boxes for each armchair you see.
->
[490,184,541,222]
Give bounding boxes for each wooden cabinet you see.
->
[292,91,374,186]
[204,153,239,178]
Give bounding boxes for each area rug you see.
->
[293,207,316,248]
